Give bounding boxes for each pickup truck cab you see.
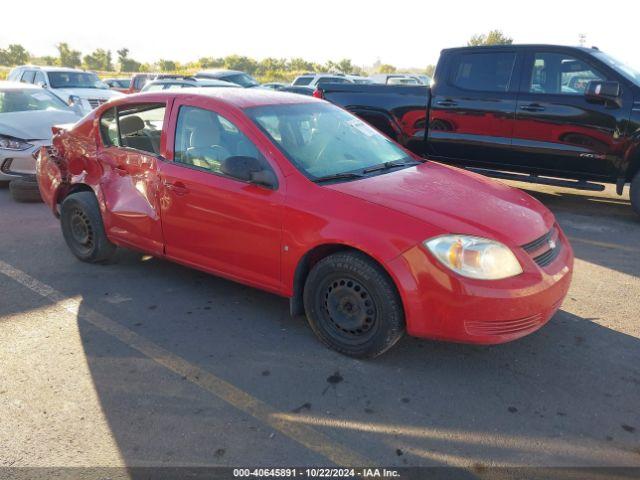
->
[314,45,640,216]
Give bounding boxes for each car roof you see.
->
[131,88,319,109]
[0,80,43,90]
[441,44,599,54]
[197,69,245,76]
[15,65,92,73]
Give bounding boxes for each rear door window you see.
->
[99,103,166,155]
[451,52,516,92]
[528,52,605,95]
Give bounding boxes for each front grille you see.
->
[465,313,543,336]
[88,98,107,109]
[521,225,562,268]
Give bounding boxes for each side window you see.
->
[117,103,165,154]
[451,52,516,92]
[174,105,268,179]
[100,107,120,147]
[20,70,36,84]
[529,52,605,95]
[33,71,46,86]
[133,76,148,90]
[99,103,165,154]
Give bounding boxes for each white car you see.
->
[0,82,82,191]
[291,74,354,88]
[8,66,122,115]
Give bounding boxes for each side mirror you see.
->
[36,81,47,89]
[585,80,621,103]
[220,156,278,189]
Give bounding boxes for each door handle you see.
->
[520,103,545,112]
[163,180,189,195]
[436,99,458,107]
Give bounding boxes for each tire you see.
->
[631,171,640,218]
[60,192,116,263]
[9,177,42,203]
[303,251,405,358]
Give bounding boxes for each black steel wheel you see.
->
[304,251,404,358]
[60,192,116,263]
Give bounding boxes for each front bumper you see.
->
[0,140,48,182]
[388,227,574,344]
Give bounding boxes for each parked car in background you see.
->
[104,78,131,93]
[347,75,374,84]
[195,69,260,88]
[7,66,122,115]
[37,89,572,358]
[291,73,353,88]
[0,81,81,201]
[369,73,421,85]
[410,74,432,85]
[124,74,193,94]
[141,78,236,92]
[260,82,287,91]
[314,45,640,216]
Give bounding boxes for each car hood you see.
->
[50,88,122,100]
[327,162,555,247]
[0,109,82,141]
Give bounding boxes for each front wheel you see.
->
[60,192,116,263]
[303,251,405,358]
[631,171,640,218]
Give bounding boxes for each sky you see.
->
[3,0,638,70]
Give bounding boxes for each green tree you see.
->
[56,43,81,68]
[83,49,113,71]
[0,44,30,66]
[117,48,141,72]
[377,64,397,74]
[158,59,178,72]
[288,57,315,72]
[198,57,224,69]
[223,55,258,74]
[467,30,513,46]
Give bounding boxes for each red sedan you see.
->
[37,89,573,358]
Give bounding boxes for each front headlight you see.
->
[424,235,523,280]
[67,95,82,106]
[0,135,33,151]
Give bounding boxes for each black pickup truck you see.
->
[313,45,640,215]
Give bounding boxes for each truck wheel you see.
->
[60,192,116,263]
[303,251,405,358]
[9,177,42,203]
[631,172,640,217]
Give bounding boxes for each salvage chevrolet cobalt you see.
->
[37,89,573,357]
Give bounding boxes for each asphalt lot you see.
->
[0,180,639,470]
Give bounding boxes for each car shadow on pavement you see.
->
[68,252,640,468]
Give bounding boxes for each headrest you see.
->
[119,115,145,135]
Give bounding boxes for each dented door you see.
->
[99,147,164,255]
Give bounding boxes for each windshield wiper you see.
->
[362,158,420,174]
[313,172,364,184]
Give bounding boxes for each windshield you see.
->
[0,88,71,113]
[593,52,640,85]
[224,73,259,87]
[48,71,107,89]
[246,102,415,181]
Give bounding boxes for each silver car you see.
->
[0,81,81,183]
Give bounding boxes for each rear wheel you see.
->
[631,171,640,218]
[9,177,42,203]
[303,251,405,358]
[60,192,116,263]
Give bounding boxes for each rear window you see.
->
[293,76,313,86]
[316,77,350,85]
[451,52,516,92]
